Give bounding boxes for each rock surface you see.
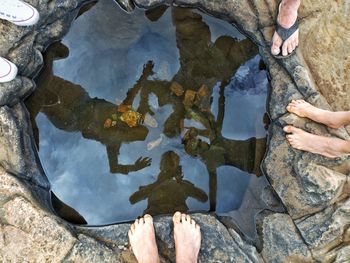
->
[0,0,349,262]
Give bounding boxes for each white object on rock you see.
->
[0,0,40,26]
[0,57,17,83]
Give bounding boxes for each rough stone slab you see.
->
[227,229,264,263]
[299,0,350,115]
[0,103,50,188]
[296,198,350,255]
[260,213,313,263]
[0,77,34,107]
[293,161,347,208]
[264,50,304,120]
[157,213,261,262]
[1,196,76,261]
[0,167,32,200]
[76,223,130,250]
[78,213,264,262]
[335,245,350,263]
[64,234,122,262]
[263,124,334,218]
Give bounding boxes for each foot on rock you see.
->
[271,0,300,57]
[173,212,201,263]
[283,125,350,158]
[286,99,343,129]
[128,214,160,263]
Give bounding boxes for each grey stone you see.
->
[260,213,313,263]
[64,234,122,262]
[296,198,350,254]
[0,77,34,106]
[0,103,50,189]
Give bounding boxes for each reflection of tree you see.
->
[26,42,152,175]
[182,81,266,210]
[139,7,259,138]
[130,151,207,215]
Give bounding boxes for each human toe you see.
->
[283,125,296,133]
[271,33,283,55]
[144,214,153,224]
[173,211,182,224]
[282,42,289,56]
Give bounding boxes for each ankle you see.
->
[176,254,198,263]
[281,0,300,9]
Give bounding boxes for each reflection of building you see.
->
[130,151,208,215]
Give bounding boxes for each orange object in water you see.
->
[117,104,132,113]
[120,110,143,127]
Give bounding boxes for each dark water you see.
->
[25,0,269,226]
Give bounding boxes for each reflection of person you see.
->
[0,0,40,82]
[26,42,152,174]
[138,7,258,138]
[182,82,266,210]
[129,212,201,263]
[284,100,350,158]
[130,151,208,215]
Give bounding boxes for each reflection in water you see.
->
[130,151,207,215]
[25,0,269,227]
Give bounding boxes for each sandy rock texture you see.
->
[0,0,349,262]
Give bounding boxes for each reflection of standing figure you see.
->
[182,82,266,210]
[130,151,208,215]
[138,7,258,138]
[26,42,153,175]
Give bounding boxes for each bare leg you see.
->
[283,126,350,158]
[173,212,201,263]
[271,0,300,56]
[128,215,160,263]
[286,100,350,128]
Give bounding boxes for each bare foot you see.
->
[283,125,350,158]
[173,212,201,263]
[128,215,160,263]
[271,0,300,56]
[286,100,349,129]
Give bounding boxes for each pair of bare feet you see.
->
[128,212,201,263]
[284,100,350,158]
[271,0,300,57]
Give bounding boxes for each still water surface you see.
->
[26,0,269,225]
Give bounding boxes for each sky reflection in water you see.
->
[26,0,268,225]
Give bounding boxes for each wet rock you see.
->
[183,89,196,107]
[170,81,184,97]
[114,0,135,12]
[194,84,211,112]
[260,213,313,263]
